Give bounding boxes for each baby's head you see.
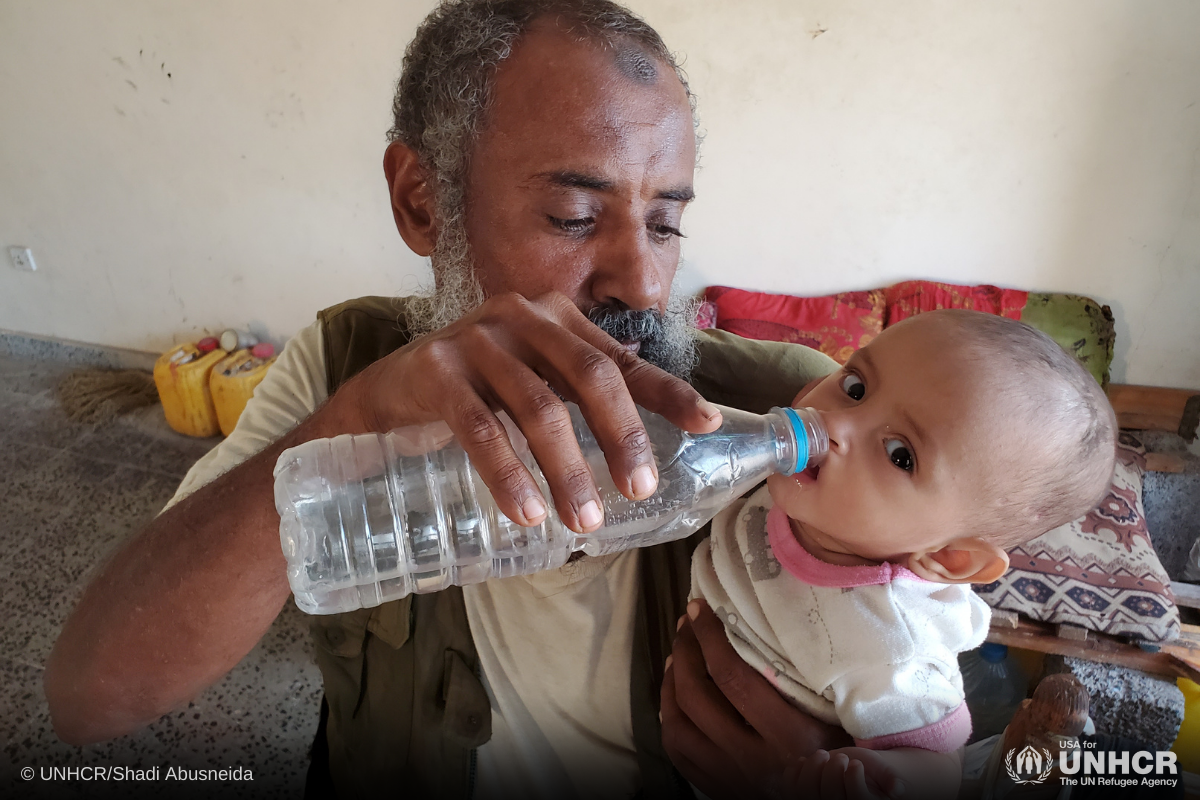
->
[766,308,1117,584]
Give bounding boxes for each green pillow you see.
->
[1019,293,1115,388]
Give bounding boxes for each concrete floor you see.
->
[0,351,322,799]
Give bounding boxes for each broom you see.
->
[56,368,160,425]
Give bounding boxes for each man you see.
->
[46,1,844,797]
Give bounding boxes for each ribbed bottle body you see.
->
[275,404,825,614]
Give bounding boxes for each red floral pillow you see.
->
[703,286,886,364]
[884,280,1029,325]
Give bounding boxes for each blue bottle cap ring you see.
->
[781,406,811,474]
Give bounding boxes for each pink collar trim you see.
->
[766,505,926,588]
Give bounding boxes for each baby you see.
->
[690,308,1117,798]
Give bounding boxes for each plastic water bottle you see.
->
[960,643,1029,741]
[274,404,828,614]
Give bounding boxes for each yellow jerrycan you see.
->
[153,337,227,437]
[1173,677,1200,773]
[210,342,276,437]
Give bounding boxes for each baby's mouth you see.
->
[793,463,820,485]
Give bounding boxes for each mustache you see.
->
[587,306,666,345]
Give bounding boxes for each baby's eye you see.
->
[885,439,914,472]
[841,373,865,401]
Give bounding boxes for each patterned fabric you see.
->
[694,300,718,330]
[884,280,1029,325]
[1018,293,1115,388]
[974,434,1181,643]
[703,285,886,364]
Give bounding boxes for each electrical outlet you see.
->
[8,246,37,272]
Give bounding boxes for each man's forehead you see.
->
[480,20,694,171]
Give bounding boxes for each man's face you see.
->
[766,316,1005,564]
[461,21,697,331]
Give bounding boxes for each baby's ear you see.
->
[906,538,1010,585]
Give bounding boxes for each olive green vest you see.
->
[310,296,837,799]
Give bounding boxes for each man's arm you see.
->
[43,397,353,744]
[46,292,719,743]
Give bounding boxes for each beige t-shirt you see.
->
[166,320,641,800]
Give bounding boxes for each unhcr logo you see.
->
[1003,744,1181,790]
[1005,746,1054,785]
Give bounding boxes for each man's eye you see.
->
[841,373,865,401]
[885,439,914,472]
[548,215,593,233]
[648,223,684,243]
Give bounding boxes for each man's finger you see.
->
[542,292,723,435]
[687,599,849,758]
[473,343,605,532]
[660,660,740,800]
[505,310,660,503]
[668,613,766,775]
[443,389,548,528]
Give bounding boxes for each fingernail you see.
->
[522,496,546,523]
[892,780,906,798]
[697,398,721,421]
[687,600,701,620]
[664,655,673,670]
[677,614,686,631]
[631,464,657,498]
[579,500,603,530]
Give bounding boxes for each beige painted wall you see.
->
[1,1,1198,388]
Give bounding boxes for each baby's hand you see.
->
[785,747,904,800]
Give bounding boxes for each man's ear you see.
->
[383,141,438,257]
[906,538,1010,585]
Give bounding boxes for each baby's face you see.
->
[767,315,1008,565]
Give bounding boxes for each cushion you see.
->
[883,280,1115,387]
[703,285,885,364]
[884,279,1029,323]
[974,433,1181,643]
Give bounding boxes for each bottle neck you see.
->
[769,406,829,474]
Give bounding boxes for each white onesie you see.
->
[690,486,990,752]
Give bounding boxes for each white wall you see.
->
[2,1,1198,389]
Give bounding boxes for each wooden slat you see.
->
[986,617,1200,683]
[1108,383,1200,439]
[1146,452,1187,473]
[1173,581,1200,610]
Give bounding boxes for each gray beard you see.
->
[405,221,699,381]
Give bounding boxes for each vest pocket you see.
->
[441,649,492,748]
[310,607,371,658]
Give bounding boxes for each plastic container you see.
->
[1173,678,1200,773]
[274,404,828,614]
[219,328,259,353]
[153,340,228,437]
[210,343,276,437]
[960,642,1028,741]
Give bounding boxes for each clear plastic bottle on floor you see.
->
[274,403,828,614]
[960,642,1029,741]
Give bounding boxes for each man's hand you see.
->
[661,599,852,799]
[330,291,722,532]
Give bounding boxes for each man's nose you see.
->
[589,217,665,311]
